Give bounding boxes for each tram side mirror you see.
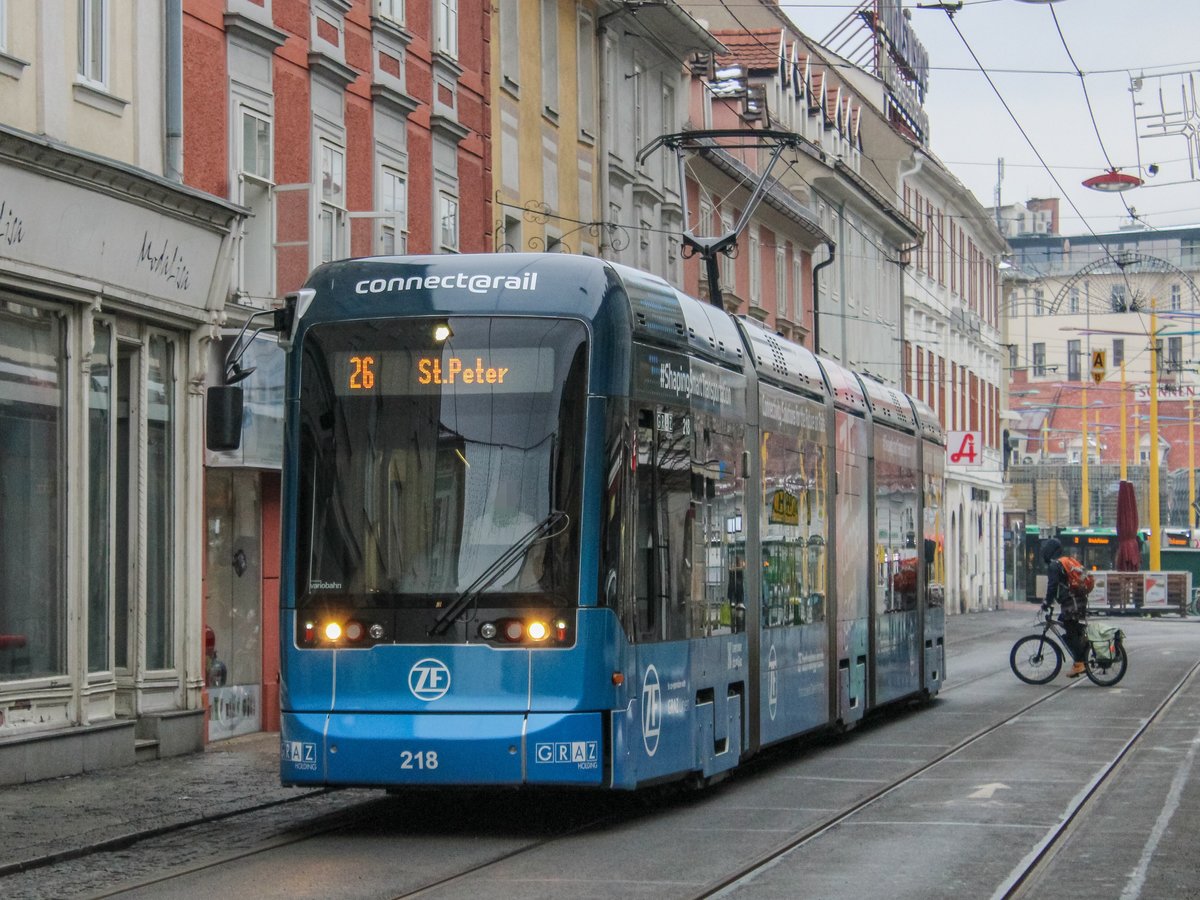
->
[207,386,244,452]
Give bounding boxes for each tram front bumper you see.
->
[280,711,604,787]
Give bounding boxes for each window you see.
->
[792,257,803,323]
[438,191,458,252]
[1111,283,1127,312]
[1068,287,1079,314]
[633,63,644,166]
[318,141,346,264]
[145,335,175,670]
[376,0,403,23]
[1171,283,1181,311]
[1112,338,1124,367]
[540,0,557,114]
[1034,288,1044,316]
[77,0,107,86]
[1033,342,1046,376]
[0,0,7,53]
[502,213,521,252]
[1008,345,1018,370]
[435,0,457,57]
[1168,336,1182,372]
[88,321,113,672]
[749,226,761,307]
[237,108,274,298]
[776,247,787,320]
[379,166,407,254]
[500,0,518,90]
[577,10,594,134]
[0,302,66,680]
[661,83,676,189]
[720,211,734,294]
[637,219,651,271]
[1182,239,1200,268]
[1067,339,1080,381]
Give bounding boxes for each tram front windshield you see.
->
[295,317,587,613]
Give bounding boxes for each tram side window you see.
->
[691,415,746,637]
[761,428,828,627]
[634,407,692,641]
[600,404,633,633]
[875,455,919,614]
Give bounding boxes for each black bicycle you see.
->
[1009,604,1128,687]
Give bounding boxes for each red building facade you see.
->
[183,0,491,741]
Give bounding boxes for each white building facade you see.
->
[0,0,240,783]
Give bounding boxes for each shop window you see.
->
[205,470,263,740]
[0,301,65,679]
[145,335,175,670]
[88,321,114,673]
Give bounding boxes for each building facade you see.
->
[1001,208,1200,541]
[901,150,1008,612]
[0,0,242,783]
[185,0,493,743]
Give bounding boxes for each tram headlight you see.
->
[323,621,342,641]
[343,620,366,642]
[527,620,549,642]
[503,620,524,642]
[479,622,498,640]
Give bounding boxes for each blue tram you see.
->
[231,253,944,790]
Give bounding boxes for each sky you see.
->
[778,0,1200,234]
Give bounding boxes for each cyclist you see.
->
[1042,537,1087,677]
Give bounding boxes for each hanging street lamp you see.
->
[1082,168,1143,192]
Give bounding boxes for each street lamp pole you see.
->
[1120,361,1128,482]
[1081,385,1090,525]
[1190,398,1196,531]
[1149,302,1162,570]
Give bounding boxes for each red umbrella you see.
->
[1114,480,1141,571]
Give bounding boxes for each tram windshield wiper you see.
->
[428,510,568,636]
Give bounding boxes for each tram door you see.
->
[833,410,869,726]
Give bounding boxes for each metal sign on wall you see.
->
[947,431,982,466]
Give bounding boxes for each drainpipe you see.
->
[165,0,184,182]
[595,12,618,256]
[811,241,835,355]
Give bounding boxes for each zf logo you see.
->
[642,664,662,756]
[408,658,451,701]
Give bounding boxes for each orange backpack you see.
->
[1059,555,1095,600]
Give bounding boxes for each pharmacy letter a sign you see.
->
[947,431,982,466]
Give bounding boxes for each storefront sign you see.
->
[0,160,226,313]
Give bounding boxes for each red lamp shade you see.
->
[1082,168,1143,192]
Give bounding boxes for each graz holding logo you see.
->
[408,658,451,701]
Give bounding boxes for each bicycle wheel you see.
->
[1010,634,1063,684]
[1085,642,1128,687]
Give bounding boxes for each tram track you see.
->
[51,653,1037,898]
[691,657,1200,900]
[994,657,1200,900]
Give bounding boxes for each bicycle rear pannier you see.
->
[1086,622,1122,663]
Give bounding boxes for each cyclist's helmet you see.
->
[1041,537,1063,565]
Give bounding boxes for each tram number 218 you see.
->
[399,749,439,770]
